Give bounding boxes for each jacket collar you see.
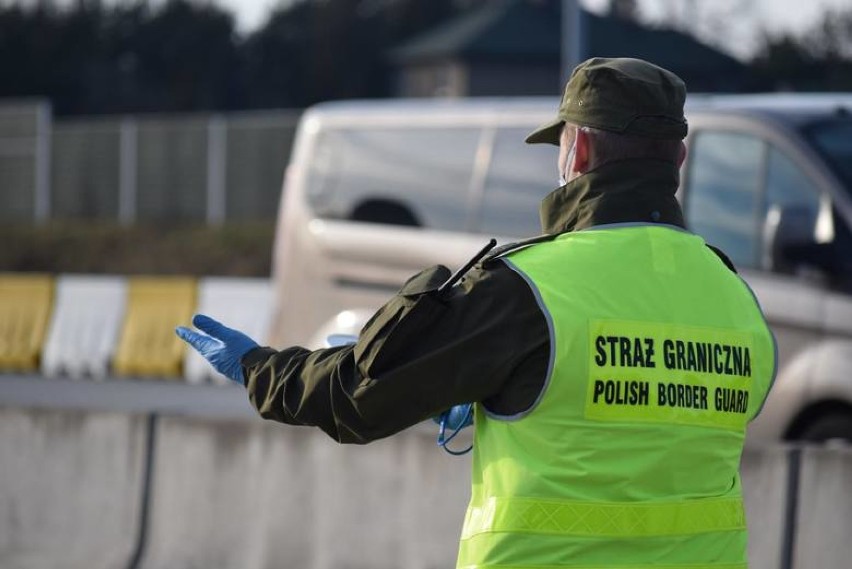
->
[539,159,686,234]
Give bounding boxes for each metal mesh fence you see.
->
[0,102,301,224]
[136,117,208,222]
[52,119,122,219]
[225,111,299,221]
[0,101,45,222]
[0,154,35,221]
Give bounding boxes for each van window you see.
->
[305,126,481,231]
[766,147,820,221]
[685,131,765,268]
[804,119,852,194]
[479,127,554,237]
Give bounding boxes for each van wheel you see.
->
[351,199,420,227]
[798,413,852,444]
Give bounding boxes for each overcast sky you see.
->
[212,0,850,59]
[583,0,851,58]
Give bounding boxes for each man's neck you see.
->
[539,159,685,234]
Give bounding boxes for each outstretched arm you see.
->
[181,261,549,444]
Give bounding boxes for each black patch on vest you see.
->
[482,234,558,267]
[706,244,738,274]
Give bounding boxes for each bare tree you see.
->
[754,7,852,91]
[650,0,753,58]
[608,0,639,21]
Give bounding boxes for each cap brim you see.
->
[524,119,563,145]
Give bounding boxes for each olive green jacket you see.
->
[242,159,695,443]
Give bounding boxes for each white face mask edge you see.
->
[559,125,587,187]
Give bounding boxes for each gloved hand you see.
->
[175,314,259,385]
[433,403,474,431]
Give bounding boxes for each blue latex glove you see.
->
[433,403,474,431]
[175,314,259,384]
[434,403,474,456]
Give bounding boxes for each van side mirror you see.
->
[762,204,820,274]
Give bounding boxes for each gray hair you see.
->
[582,126,683,168]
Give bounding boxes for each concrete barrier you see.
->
[183,277,274,385]
[0,274,277,382]
[41,275,127,379]
[138,417,285,569]
[0,408,147,569]
[794,445,852,567]
[741,446,789,569]
[0,275,53,372]
[305,429,469,569]
[112,278,196,378]
[137,417,468,569]
[2,398,851,569]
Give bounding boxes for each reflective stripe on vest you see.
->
[461,496,746,540]
[456,563,748,569]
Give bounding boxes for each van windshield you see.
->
[305,126,481,231]
[804,119,852,194]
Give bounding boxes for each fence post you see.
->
[34,102,52,224]
[206,115,227,226]
[119,119,138,226]
[561,0,584,85]
[780,446,802,569]
[126,413,158,569]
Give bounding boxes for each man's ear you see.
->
[677,141,687,168]
[574,128,591,174]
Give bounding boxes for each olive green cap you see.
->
[526,57,688,145]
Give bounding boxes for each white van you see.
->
[270,95,852,443]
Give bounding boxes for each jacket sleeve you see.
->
[242,259,550,444]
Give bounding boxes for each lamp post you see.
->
[561,0,584,84]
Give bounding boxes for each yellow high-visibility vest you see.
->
[457,225,776,569]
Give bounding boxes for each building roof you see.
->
[584,12,743,74]
[389,0,745,76]
[389,0,560,63]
